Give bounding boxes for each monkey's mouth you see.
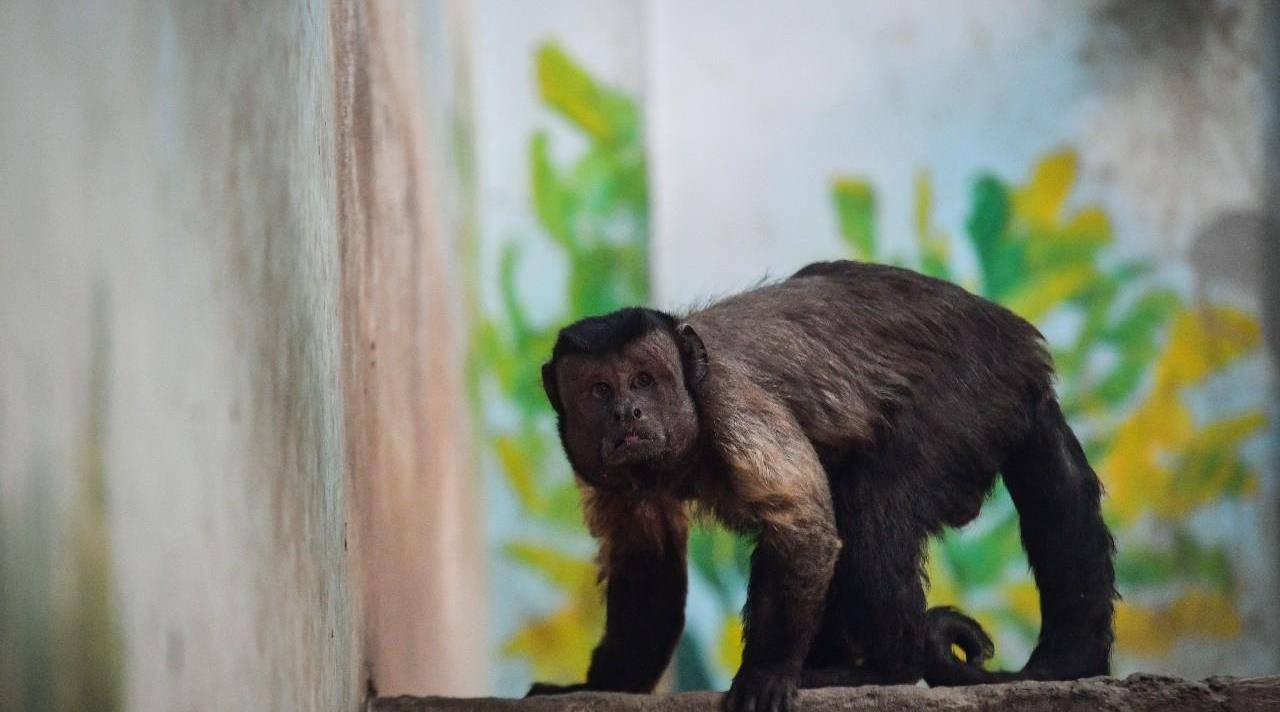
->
[602,430,663,465]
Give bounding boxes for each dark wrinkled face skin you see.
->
[554,330,700,493]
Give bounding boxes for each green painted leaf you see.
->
[536,43,637,146]
[965,175,1020,300]
[675,632,717,691]
[1117,540,1235,593]
[832,178,876,260]
[531,132,575,250]
[939,509,1023,590]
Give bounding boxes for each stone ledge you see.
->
[372,674,1280,711]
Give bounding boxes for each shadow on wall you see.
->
[0,287,123,712]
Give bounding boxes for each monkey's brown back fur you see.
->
[687,260,1051,529]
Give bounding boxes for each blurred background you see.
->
[2,1,1278,710]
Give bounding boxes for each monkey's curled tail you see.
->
[924,396,1117,687]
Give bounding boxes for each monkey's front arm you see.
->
[727,520,840,712]
[526,493,690,697]
[710,381,841,712]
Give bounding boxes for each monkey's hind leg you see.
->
[798,559,928,688]
[798,591,885,688]
[1001,396,1117,680]
[807,470,930,687]
[801,588,850,671]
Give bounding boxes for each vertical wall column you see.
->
[0,1,363,709]
[332,0,485,697]
[1262,0,1280,662]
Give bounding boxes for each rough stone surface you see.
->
[373,675,1280,712]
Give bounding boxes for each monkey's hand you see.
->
[525,681,588,697]
[725,668,798,712]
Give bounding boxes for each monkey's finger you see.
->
[725,684,757,712]
[768,677,797,712]
[526,681,584,697]
[761,686,785,712]
[525,682,558,697]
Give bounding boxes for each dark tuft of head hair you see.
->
[550,307,676,363]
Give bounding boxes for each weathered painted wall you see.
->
[0,2,359,708]
[335,0,486,698]
[0,1,480,709]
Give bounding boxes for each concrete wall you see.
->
[335,0,486,698]
[0,1,479,709]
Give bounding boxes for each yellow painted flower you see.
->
[495,435,543,512]
[1004,580,1042,626]
[1013,150,1077,230]
[1101,307,1263,519]
[1003,263,1096,322]
[502,541,604,682]
[924,548,959,607]
[1115,592,1242,656]
[536,44,629,144]
[717,615,745,675]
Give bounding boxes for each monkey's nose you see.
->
[614,405,643,422]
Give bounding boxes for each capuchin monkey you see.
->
[527,260,1116,712]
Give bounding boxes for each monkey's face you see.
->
[550,329,700,490]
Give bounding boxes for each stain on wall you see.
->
[0,1,361,708]
[333,0,485,698]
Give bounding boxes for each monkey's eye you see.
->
[632,372,654,389]
[590,382,612,399]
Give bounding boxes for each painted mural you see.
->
[830,155,1268,672]
[470,43,649,687]
[472,45,1272,692]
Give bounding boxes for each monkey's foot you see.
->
[725,669,798,712]
[524,682,587,697]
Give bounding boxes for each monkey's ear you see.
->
[676,323,708,386]
[541,361,565,415]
